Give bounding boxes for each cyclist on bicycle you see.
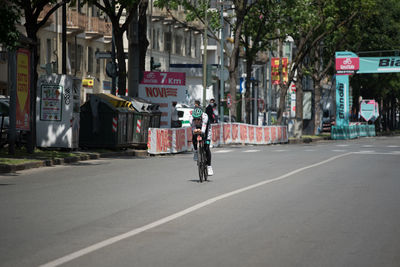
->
[190,107,213,176]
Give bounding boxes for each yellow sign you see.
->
[16,49,30,130]
[17,51,29,112]
[82,78,94,87]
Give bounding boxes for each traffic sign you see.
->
[95,51,128,59]
[227,93,232,108]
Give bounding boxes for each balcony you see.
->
[86,17,103,39]
[67,10,87,35]
[103,22,112,42]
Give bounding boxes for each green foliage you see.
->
[0,3,21,49]
[344,0,400,108]
[154,0,222,35]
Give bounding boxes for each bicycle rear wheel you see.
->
[203,149,208,181]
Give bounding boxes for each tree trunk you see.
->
[314,77,322,134]
[245,57,253,124]
[25,21,39,153]
[114,29,127,95]
[293,66,304,138]
[277,38,286,125]
[139,0,149,72]
[228,21,244,120]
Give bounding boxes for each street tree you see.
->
[241,0,281,124]
[154,0,255,118]
[0,1,21,49]
[83,0,147,95]
[278,0,371,136]
[346,0,400,131]
[307,0,376,134]
[9,0,70,152]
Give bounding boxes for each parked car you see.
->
[0,96,27,147]
[176,103,194,127]
[0,96,10,146]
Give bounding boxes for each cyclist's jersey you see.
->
[190,112,212,140]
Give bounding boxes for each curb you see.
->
[0,149,148,174]
[288,136,329,144]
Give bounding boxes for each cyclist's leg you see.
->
[204,141,211,166]
[192,134,198,151]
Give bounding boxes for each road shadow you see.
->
[188,178,213,183]
[70,161,108,167]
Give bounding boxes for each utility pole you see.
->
[202,0,208,108]
[62,2,67,74]
[219,1,224,121]
[267,51,272,125]
[128,6,140,97]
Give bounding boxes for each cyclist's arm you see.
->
[190,116,201,134]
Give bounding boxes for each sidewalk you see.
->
[0,149,148,174]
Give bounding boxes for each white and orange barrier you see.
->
[147,123,288,154]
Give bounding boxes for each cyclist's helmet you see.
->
[192,107,203,119]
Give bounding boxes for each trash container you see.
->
[79,93,135,148]
[121,97,161,146]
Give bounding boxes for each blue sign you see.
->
[335,75,350,127]
[358,57,400,74]
[335,51,358,58]
[239,77,245,93]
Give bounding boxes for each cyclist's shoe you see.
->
[207,166,214,176]
[193,151,198,161]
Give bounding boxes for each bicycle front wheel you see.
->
[197,148,204,183]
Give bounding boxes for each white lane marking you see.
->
[336,144,349,147]
[273,150,287,152]
[387,145,400,148]
[357,150,375,154]
[243,150,260,153]
[353,152,400,155]
[214,150,233,154]
[40,153,353,267]
[304,149,316,152]
[332,149,347,152]
[362,145,374,148]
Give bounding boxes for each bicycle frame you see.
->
[196,134,208,182]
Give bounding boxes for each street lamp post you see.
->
[202,0,208,108]
[219,1,224,121]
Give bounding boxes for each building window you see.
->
[96,48,100,74]
[37,38,41,65]
[68,42,75,73]
[152,29,156,50]
[164,32,171,52]
[88,47,93,74]
[77,0,82,13]
[175,35,182,55]
[46,39,51,64]
[156,29,160,50]
[77,44,83,72]
[194,37,198,58]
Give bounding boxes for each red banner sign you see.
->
[336,57,359,74]
[271,58,288,84]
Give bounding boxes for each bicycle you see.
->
[195,133,208,183]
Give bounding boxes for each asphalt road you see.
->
[1,136,400,267]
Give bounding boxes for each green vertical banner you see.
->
[335,75,349,127]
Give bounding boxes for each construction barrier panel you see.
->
[148,123,288,154]
[331,123,375,140]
